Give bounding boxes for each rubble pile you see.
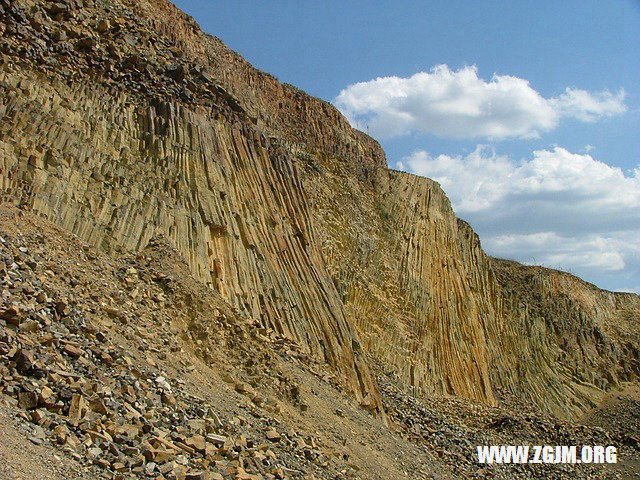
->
[376,368,640,479]
[0,0,243,113]
[0,208,353,480]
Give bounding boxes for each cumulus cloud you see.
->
[487,232,627,272]
[550,88,627,122]
[334,65,626,139]
[397,146,640,289]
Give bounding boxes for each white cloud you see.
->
[334,65,626,140]
[399,146,513,212]
[550,88,627,122]
[488,232,626,272]
[397,146,640,290]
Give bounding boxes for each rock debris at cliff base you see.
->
[1,205,639,479]
[2,205,640,478]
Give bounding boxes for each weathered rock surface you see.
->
[0,5,382,413]
[0,0,638,430]
[487,259,640,420]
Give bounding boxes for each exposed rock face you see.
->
[1,0,638,420]
[487,259,640,420]
[0,65,382,413]
[304,166,497,405]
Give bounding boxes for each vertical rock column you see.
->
[0,67,383,414]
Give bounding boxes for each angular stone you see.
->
[1,306,22,326]
[161,391,176,406]
[97,19,110,34]
[15,349,35,374]
[18,390,38,410]
[39,386,55,407]
[63,343,85,358]
[31,408,48,424]
[38,333,54,346]
[206,434,227,446]
[185,434,206,452]
[48,3,69,16]
[236,468,259,480]
[53,425,69,443]
[75,37,96,52]
[89,398,109,415]
[186,473,207,480]
[19,320,39,333]
[144,462,157,475]
[54,300,69,316]
[68,393,85,426]
[265,430,281,442]
[159,461,177,475]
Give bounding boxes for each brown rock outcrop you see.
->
[1,0,638,421]
[487,259,640,419]
[0,64,381,412]
[303,165,497,405]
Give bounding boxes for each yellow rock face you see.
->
[0,65,383,413]
[1,0,637,420]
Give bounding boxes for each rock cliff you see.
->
[1,0,638,422]
[487,259,639,420]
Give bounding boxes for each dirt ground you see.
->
[0,402,94,480]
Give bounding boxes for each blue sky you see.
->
[173,1,640,293]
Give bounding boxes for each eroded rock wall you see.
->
[0,65,383,411]
[0,0,502,411]
[1,0,638,421]
[487,259,640,420]
[298,162,497,405]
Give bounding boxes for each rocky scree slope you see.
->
[0,0,638,424]
[1,206,639,480]
[0,205,447,480]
